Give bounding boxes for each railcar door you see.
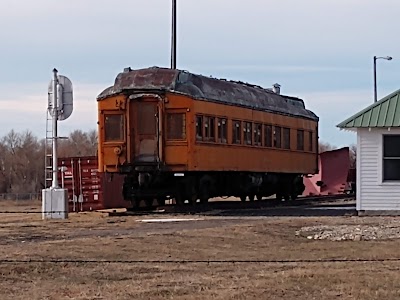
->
[130,97,160,163]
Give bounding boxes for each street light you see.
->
[374,55,392,103]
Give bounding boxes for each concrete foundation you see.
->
[358,210,400,216]
[42,188,68,219]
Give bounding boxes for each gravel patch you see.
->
[297,220,400,241]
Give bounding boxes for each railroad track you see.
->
[108,193,355,216]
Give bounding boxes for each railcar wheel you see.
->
[130,197,140,208]
[248,194,255,202]
[240,195,247,202]
[144,198,153,208]
[276,193,283,201]
[256,194,263,201]
[175,194,184,206]
[157,198,166,206]
[199,193,209,204]
[199,180,210,204]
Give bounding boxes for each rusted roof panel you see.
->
[337,89,400,129]
[98,67,318,121]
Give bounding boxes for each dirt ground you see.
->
[1,200,400,300]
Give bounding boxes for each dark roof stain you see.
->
[97,66,318,121]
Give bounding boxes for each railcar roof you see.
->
[97,67,318,121]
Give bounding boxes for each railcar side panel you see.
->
[162,92,318,174]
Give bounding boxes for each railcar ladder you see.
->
[44,110,53,189]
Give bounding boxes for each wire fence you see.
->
[1,258,400,265]
[0,193,41,201]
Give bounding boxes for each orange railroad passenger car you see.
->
[97,67,319,207]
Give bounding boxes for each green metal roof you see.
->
[337,89,400,129]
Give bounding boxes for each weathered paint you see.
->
[303,148,351,196]
[58,156,129,211]
[97,67,319,175]
[58,156,103,212]
[98,67,318,121]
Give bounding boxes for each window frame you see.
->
[297,129,304,151]
[217,117,228,144]
[283,127,290,150]
[204,116,216,142]
[264,125,273,147]
[166,112,186,140]
[308,131,313,152]
[254,123,262,146]
[104,113,125,142]
[382,134,400,182]
[232,120,242,144]
[274,126,282,148]
[244,121,252,145]
[195,115,203,141]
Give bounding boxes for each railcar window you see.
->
[204,116,215,142]
[297,130,304,151]
[104,114,124,141]
[244,122,252,145]
[196,116,203,141]
[383,135,400,180]
[308,131,313,152]
[217,118,227,143]
[166,113,186,140]
[138,103,157,135]
[233,120,242,144]
[274,126,282,148]
[254,123,262,146]
[283,128,290,149]
[264,125,272,147]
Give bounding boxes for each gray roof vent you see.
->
[272,83,281,94]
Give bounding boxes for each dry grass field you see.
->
[1,200,400,299]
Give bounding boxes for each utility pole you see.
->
[171,0,177,69]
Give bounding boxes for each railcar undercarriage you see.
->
[122,170,305,209]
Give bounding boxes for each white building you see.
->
[337,89,400,215]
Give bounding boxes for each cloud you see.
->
[0,83,102,138]
[1,0,399,147]
[296,90,374,147]
[0,78,366,148]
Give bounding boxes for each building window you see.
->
[274,126,281,148]
[196,115,203,141]
[283,128,290,149]
[217,118,227,143]
[244,122,252,145]
[254,123,262,146]
[297,130,304,151]
[104,114,124,141]
[383,135,400,181]
[233,120,242,144]
[308,131,313,152]
[166,113,186,140]
[204,116,215,142]
[264,125,272,147]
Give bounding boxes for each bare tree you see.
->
[0,129,98,194]
[349,144,356,168]
[318,141,337,153]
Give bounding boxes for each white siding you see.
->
[358,128,400,211]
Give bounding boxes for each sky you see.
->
[1,0,400,147]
